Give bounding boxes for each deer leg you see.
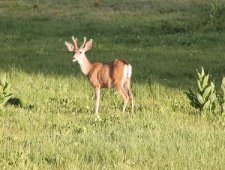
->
[94,86,100,116]
[116,85,129,112]
[124,79,134,113]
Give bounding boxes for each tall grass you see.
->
[0,0,225,169]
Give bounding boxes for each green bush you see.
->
[186,67,217,114]
[209,2,225,26]
[219,77,225,114]
[0,75,13,111]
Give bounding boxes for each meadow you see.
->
[1,0,225,169]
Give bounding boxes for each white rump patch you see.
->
[123,64,132,79]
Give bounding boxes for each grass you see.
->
[1,0,225,169]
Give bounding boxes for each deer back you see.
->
[88,59,130,88]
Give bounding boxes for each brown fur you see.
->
[88,60,126,88]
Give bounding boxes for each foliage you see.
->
[208,1,225,27]
[219,77,225,114]
[0,75,13,111]
[186,67,217,114]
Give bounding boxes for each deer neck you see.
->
[78,55,92,75]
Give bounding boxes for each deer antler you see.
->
[80,36,87,48]
[72,36,78,50]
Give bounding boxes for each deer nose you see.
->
[72,58,77,62]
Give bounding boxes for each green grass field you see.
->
[1,0,225,169]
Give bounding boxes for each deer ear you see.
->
[65,41,74,52]
[84,39,93,52]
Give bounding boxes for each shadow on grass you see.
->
[0,15,225,90]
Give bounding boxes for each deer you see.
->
[65,36,134,117]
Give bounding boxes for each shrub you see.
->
[208,2,225,31]
[219,77,225,114]
[0,75,13,111]
[186,67,217,114]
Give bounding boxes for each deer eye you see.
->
[79,52,82,54]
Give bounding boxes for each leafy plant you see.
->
[208,2,225,29]
[0,75,13,111]
[219,77,225,114]
[186,67,217,114]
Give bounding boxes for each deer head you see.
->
[65,36,93,63]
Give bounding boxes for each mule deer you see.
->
[65,36,134,116]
